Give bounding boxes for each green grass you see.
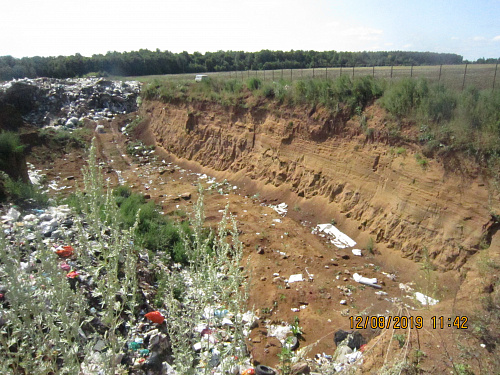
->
[113,185,191,264]
[118,63,498,91]
[3,177,49,206]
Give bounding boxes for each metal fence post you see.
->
[313,67,315,78]
[390,65,393,79]
[352,65,355,79]
[372,66,375,77]
[493,63,498,91]
[290,69,292,82]
[438,65,442,83]
[462,63,468,91]
[410,65,413,78]
[264,70,266,81]
[326,67,328,79]
[340,65,342,76]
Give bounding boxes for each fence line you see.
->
[167,64,500,91]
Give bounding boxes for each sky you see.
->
[1,0,499,61]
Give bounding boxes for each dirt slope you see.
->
[142,100,499,272]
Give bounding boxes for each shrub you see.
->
[38,127,90,149]
[247,77,262,91]
[421,84,456,123]
[0,132,24,175]
[380,78,428,118]
[3,176,49,206]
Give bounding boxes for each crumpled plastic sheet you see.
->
[312,223,357,248]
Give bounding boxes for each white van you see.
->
[195,74,209,82]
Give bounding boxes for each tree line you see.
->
[0,49,495,81]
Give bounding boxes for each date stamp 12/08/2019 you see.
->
[349,316,469,330]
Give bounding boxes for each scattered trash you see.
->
[312,224,357,248]
[145,311,165,324]
[0,77,140,128]
[414,292,439,306]
[351,249,362,256]
[270,203,288,216]
[287,274,304,283]
[2,207,21,222]
[267,324,291,343]
[55,245,75,258]
[353,273,381,289]
[66,271,79,278]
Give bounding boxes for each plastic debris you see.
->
[2,207,21,222]
[129,341,141,351]
[353,273,381,289]
[145,311,165,324]
[270,202,288,216]
[287,274,304,283]
[55,245,75,258]
[414,292,439,306]
[267,324,292,343]
[241,369,255,375]
[312,223,357,248]
[60,262,71,271]
[352,249,362,256]
[66,271,79,278]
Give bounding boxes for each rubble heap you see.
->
[0,77,141,128]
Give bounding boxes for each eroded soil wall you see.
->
[143,100,499,271]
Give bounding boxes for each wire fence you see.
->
[162,64,499,91]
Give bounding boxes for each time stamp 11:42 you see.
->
[349,316,469,330]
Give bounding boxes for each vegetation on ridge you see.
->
[0,49,472,81]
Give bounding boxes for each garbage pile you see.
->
[0,77,141,128]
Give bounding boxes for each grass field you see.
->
[123,64,499,91]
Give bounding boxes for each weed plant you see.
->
[0,140,138,374]
[160,187,250,374]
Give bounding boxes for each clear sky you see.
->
[1,0,499,61]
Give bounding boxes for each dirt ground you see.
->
[27,115,498,374]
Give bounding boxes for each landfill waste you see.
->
[414,291,439,306]
[267,324,292,343]
[145,310,165,324]
[353,273,382,289]
[269,202,288,216]
[311,223,357,248]
[351,249,362,256]
[287,273,304,283]
[334,330,366,350]
[0,77,140,128]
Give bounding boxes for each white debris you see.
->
[2,207,21,222]
[270,202,288,216]
[267,324,291,343]
[353,273,381,288]
[287,274,304,283]
[414,292,439,306]
[312,223,357,248]
[399,283,414,292]
[352,249,362,256]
